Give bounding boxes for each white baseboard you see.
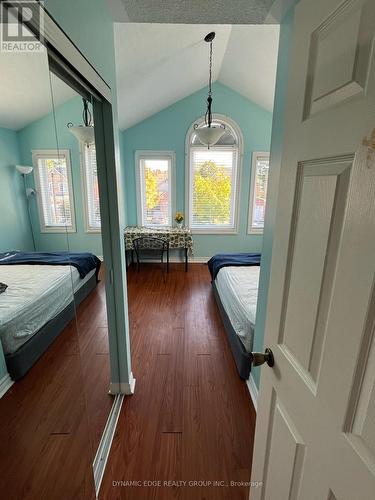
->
[109,372,136,395]
[0,373,14,399]
[129,256,210,264]
[246,374,258,412]
[93,393,124,498]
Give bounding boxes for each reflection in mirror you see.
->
[49,71,113,474]
[0,26,98,499]
[47,70,113,460]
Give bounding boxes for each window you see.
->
[81,143,101,232]
[32,149,76,232]
[135,151,175,227]
[187,116,242,233]
[248,152,270,234]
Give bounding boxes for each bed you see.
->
[0,251,101,380]
[208,253,261,379]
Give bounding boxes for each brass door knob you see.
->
[249,348,274,367]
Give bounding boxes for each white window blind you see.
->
[189,147,238,231]
[32,150,76,232]
[248,152,270,233]
[136,152,175,227]
[82,144,101,231]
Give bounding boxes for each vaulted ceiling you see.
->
[0,51,76,131]
[115,23,280,130]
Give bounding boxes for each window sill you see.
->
[40,228,76,234]
[247,230,264,235]
[190,229,238,236]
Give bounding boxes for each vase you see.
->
[176,221,183,229]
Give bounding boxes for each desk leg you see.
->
[185,248,188,272]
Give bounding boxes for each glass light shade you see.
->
[195,126,225,147]
[68,125,95,145]
[16,165,33,175]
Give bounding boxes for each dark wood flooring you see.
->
[0,269,113,500]
[100,263,256,500]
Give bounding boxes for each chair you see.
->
[132,236,169,274]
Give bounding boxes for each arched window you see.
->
[185,114,243,233]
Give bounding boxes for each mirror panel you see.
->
[0,25,97,499]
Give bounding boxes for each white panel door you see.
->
[251,0,375,499]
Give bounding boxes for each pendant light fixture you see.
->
[67,98,95,147]
[194,32,225,149]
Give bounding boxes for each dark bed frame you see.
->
[212,281,251,380]
[5,273,98,381]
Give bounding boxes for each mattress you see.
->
[215,266,260,352]
[0,265,95,354]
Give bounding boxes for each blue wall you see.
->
[45,0,116,90]
[121,82,273,258]
[18,97,103,255]
[0,127,34,253]
[252,8,296,388]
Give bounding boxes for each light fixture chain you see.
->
[208,41,213,96]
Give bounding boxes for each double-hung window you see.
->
[187,117,242,233]
[248,152,270,234]
[81,143,101,232]
[32,149,76,232]
[135,151,175,227]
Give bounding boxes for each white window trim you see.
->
[247,151,270,235]
[32,149,76,233]
[135,150,176,227]
[80,142,101,233]
[185,114,243,235]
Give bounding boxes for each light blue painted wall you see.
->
[252,8,296,388]
[18,97,103,255]
[45,0,116,89]
[121,82,273,258]
[0,127,34,253]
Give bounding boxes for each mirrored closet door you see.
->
[49,70,113,471]
[0,14,109,499]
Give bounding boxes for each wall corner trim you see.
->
[246,374,258,412]
[0,373,14,399]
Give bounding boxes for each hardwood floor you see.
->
[0,270,113,500]
[0,264,256,500]
[100,263,256,500]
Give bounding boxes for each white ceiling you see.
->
[115,23,280,130]
[0,50,76,131]
[219,25,280,112]
[107,0,277,24]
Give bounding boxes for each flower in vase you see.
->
[175,212,184,226]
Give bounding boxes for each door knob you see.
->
[249,348,274,367]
